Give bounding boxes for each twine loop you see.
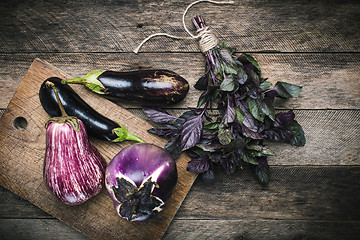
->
[133,0,234,54]
[196,26,219,52]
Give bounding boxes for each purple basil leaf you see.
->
[241,53,261,76]
[219,48,234,65]
[222,101,236,125]
[286,120,306,146]
[241,125,263,139]
[209,152,223,163]
[264,89,278,103]
[254,156,270,186]
[165,135,182,160]
[186,156,210,173]
[262,128,294,142]
[181,114,204,151]
[236,100,259,132]
[274,111,295,128]
[237,67,248,84]
[239,150,258,165]
[201,169,215,184]
[261,100,275,122]
[248,69,260,87]
[217,125,233,145]
[194,75,208,91]
[143,107,179,124]
[220,75,236,92]
[147,128,177,138]
[273,82,302,98]
[247,98,265,122]
[220,156,235,174]
[259,81,272,92]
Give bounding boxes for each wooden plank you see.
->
[0,59,197,240]
[0,53,359,109]
[1,166,360,239]
[1,0,359,53]
[0,186,51,219]
[2,166,360,221]
[2,107,357,167]
[0,219,90,240]
[163,219,360,240]
[1,218,359,240]
[176,166,360,220]
[139,109,360,166]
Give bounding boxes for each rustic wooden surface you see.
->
[0,58,196,240]
[0,0,359,239]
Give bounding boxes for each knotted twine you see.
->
[133,0,234,54]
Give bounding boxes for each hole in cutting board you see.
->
[13,116,28,130]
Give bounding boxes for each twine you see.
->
[133,0,234,54]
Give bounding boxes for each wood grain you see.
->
[0,53,359,109]
[0,59,197,240]
[139,109,360,166]
[1,0,359,53]
[1,0,359,239]
[1,166,360,239]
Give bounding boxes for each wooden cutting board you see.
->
[0,59,197,240]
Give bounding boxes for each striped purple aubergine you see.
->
[44,119,106,205]
[105,143,177,221]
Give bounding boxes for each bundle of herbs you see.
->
[143,16,305,186]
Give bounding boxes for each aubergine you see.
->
[61,69,189,105]
[39,77,144,143]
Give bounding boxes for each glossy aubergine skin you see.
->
[105,143,178,221]
[40,77,124,142]
[98,70,189,105]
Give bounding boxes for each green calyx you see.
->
[62,70,107,94]
[112,123,144,143]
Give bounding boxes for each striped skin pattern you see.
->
[44,120,106,205]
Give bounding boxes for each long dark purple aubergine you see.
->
[62,69,189,105]
[44,81,106,205]
[39,77,143,143]
[105,143,177,221]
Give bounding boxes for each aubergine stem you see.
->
[60,76,143,143]
[113,123,144,143]
[45,81,80,132]
[62,70,107,95]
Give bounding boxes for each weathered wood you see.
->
[0,53,359,109]
[138,108,360,166]
[1,166,360,239]
[1,218,359,240]
[0,219,90,240]
[1,0,359,239]
[0,59,197,240]
[177,166,360,221]
[0,0,359,53]
[164,219,360,240]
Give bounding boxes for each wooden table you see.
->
[0,0,359,239]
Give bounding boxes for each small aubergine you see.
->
[105,143,178,221]
[39,77,143,143]
[44,82,106,205]
[62,69,189,105]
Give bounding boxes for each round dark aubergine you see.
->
[105,143,178,221]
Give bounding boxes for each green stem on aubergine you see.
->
[63,70,107,95]
[143,16,306,186]
[112,123,144,143]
